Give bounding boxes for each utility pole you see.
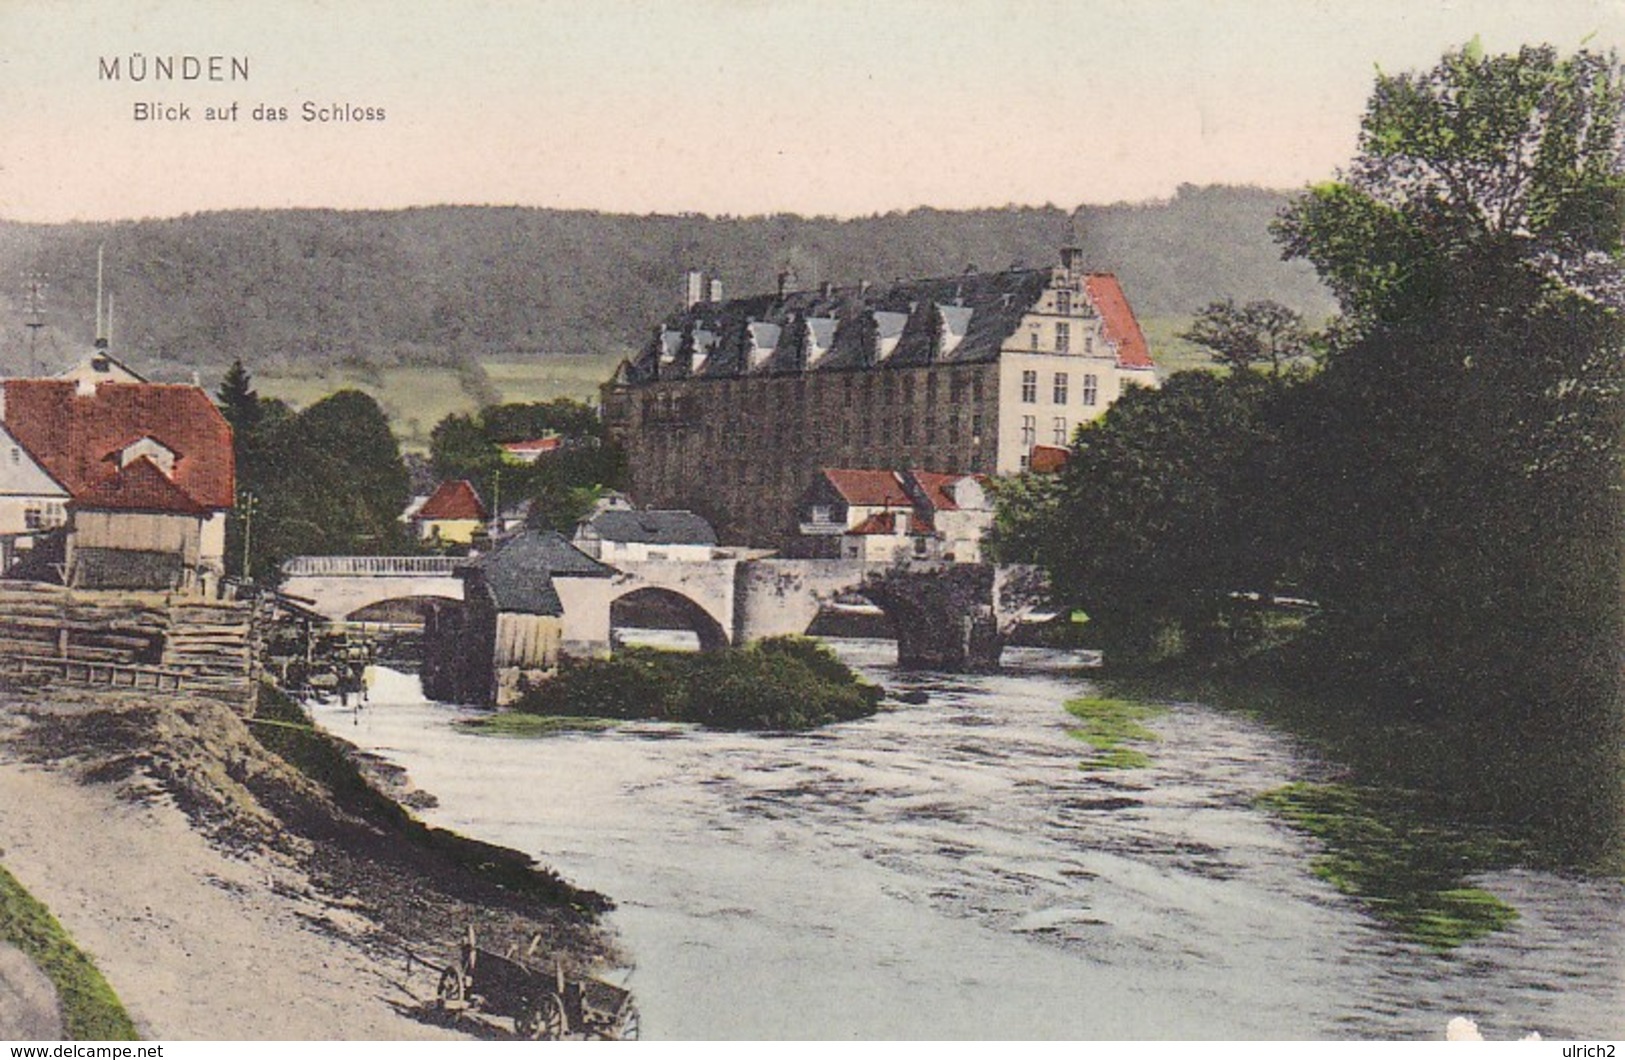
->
[240,492,258,582]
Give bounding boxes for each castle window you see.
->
[1086,334,1095,355]
[1053,372,1068,404]
[1053,417,1069,445]
[1056,322,1071,353]
[902,416,914,444]
[1030,331,1040,352]
[971,413,983,442]
[1021,370,1037,403]
[1021,415,1036,448]
[1083,374,1099,406]
[1056,289,1072,315]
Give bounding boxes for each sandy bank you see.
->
[0,682,618,1040]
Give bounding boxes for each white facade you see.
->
[0,424,69,570]
[990,268,1160,474]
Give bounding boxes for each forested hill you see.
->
[0,184,1332,379]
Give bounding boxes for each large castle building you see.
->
[601,249,1156,549]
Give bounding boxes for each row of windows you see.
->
[1027,324,1096,355]
[1018,415,1072,448]
[1021,370,1099,405]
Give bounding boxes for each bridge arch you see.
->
[609,586,731,653]
[344,594,461,624]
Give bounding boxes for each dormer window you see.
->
[119,436,177,477]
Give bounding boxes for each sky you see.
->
[1,0,1622,223]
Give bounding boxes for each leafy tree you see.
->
[246,390,414,575]
[1275,42,1625,852]
[1181,299,1318,375]
[1033,372,1297,657]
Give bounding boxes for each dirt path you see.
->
[0,940,62,1039]
[0,758,463,1040]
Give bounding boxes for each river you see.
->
[310,638,1625,1040]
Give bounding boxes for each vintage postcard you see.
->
[0,0,1622,1045]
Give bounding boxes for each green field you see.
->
[484,354,624,405]
[1140,316,1217,379]
[255,354,624,451]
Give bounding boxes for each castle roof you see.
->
[626,263,1152,382]
[1085,274,1154,370]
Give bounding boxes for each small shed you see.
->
[425,529,613,705]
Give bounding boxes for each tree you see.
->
[215,359,262,435]
[1034,372,1297,658]
[1276,43,1625,853]
[1181,299,1318,375]
[1274,43,1625,330]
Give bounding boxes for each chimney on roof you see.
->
[776,269,793,298]
[1060,246,1084,274]
[819,281,833,298]
[859,280,871,296]
[708,277,723,303]
[684,269,705,309]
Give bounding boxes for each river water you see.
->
[310,638,1625,1040]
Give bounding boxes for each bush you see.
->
[514,639,882,731]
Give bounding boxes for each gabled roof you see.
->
[820,468,909,508]
[463,529,613,615]
[77,456,211,515]
[587,509,717,546]
[416,479,487,521]
[1,380,234,511]
[1084,274,1154,370]
[905,469,984,512]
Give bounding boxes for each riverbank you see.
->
[0,679,620,1039]
[1099,662,1625,874]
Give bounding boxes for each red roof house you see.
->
[417,480,488,521]
[2,380,234,512]
[0,379,236,593]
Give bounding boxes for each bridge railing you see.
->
[280,555,469,577]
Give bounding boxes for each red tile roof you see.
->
[2,380,234,512]
[1029,445,1071,473]
[905,469,985,512]
[1085,274,1154,370]
[417,479,487,521]
[821,468,908,507]
[500,437,562,455]
[77,457,212,515]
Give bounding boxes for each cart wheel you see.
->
[515,993,566,1040]
[436,966,464,1014]
[617,1004,641,1041]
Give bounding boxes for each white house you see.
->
[0,422,69,573]
[573,508,718,563]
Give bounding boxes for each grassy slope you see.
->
[0,863,139,1040]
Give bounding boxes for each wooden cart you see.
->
[435,927,639,1040]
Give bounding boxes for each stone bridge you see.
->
[279,555,466,621]
[279,554,1049,670]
